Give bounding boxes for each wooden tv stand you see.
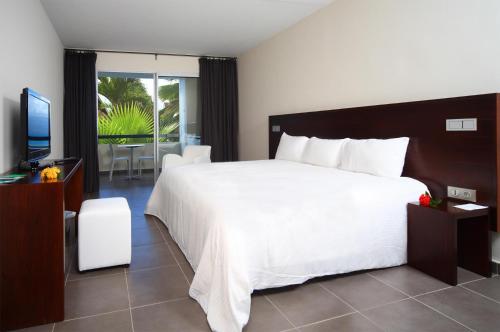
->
[0,159,83,331]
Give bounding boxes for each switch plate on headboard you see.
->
[447,186,477,202]
[446,118,477,131]
[272,125,281,132]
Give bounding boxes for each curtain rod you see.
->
[64,48,235,60]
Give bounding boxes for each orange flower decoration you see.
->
[40,166,61,181]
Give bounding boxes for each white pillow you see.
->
[339,137,410,177]
[302,137,346,167]
[275,132,309,162]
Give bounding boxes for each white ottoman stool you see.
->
[78,197,131,271]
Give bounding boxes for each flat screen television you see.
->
[20,88,51,161]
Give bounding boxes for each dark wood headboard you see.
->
[269,94,500,232]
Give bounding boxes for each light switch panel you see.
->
[446,118,477,131]
[272,125,281,132]
[462,118,477,130]
[446,119,462,130]
[447,186,477,202]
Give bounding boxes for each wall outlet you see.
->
[447,186,477,202]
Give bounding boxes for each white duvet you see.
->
[145,160,427,332]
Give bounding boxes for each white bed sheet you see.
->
[145,159,427,332]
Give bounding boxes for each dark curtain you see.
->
[64,51,99,193]
[199,57,238,162]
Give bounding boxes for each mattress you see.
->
[145,159,427,331]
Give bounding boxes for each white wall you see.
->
[238,0,500,160]
[96,52,199,77]
[237,0,500,261]
[0,0,64,172]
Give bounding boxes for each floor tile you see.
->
[65,274,129,319]
[127,191,153,200]
[461,276,500,302]
[363,298,469,331]
[160,228,191,266]
[129,242,177,271]
[155,220,175,244]
[12,324,54,332]
[132,225,163,247]
[418,286,500,331]
[67,259,125,281]
[132,215,157,230]
[457,267,483,284]
[162,235,190,266]
[369,265,449,296]
[162,233,180,253]
[132,298,210,331]
[179,261,195,284]
[171,245,190,266]
[64,245,76,278]
[127,265,189,307]
[267,283,352,326]
[298,313,381,332]
[244,295,293,332]
[132,209,148,217]
[320,273,407,310]
[54,310,132,332]
[129,202,149,214]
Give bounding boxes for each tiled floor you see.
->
[15,174,500,332]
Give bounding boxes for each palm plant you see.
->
[98,102,154,144]
[158,81,180,142]
[98,77,154,112]
[158,82,179,103]
[159,108,179,141]
[98,93,113,114]
[97,77,181,144]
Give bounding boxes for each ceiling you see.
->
[40,0,333,57]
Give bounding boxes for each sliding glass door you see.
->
[156,76,200,176]
[97,72,155,180]
[97,71,199,181]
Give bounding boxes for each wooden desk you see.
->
[407,199,491,286]
[0,160,83,331]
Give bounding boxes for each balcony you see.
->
[98,134,200,177]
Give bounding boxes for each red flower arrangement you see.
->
[419,191,442,208]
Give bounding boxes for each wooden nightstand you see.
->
[407,199,491,285]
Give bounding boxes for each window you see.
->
[96,72,200,179]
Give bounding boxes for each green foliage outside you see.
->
[97,77,179,144]
[158,81,179,142]
[98,77,153,111]
[98,102,154,144]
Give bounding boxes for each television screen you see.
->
[21,88,51,161]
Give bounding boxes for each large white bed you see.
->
[145,159,427,332]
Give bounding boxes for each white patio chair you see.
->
[108,144,130,181]
[137,154,154,177]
